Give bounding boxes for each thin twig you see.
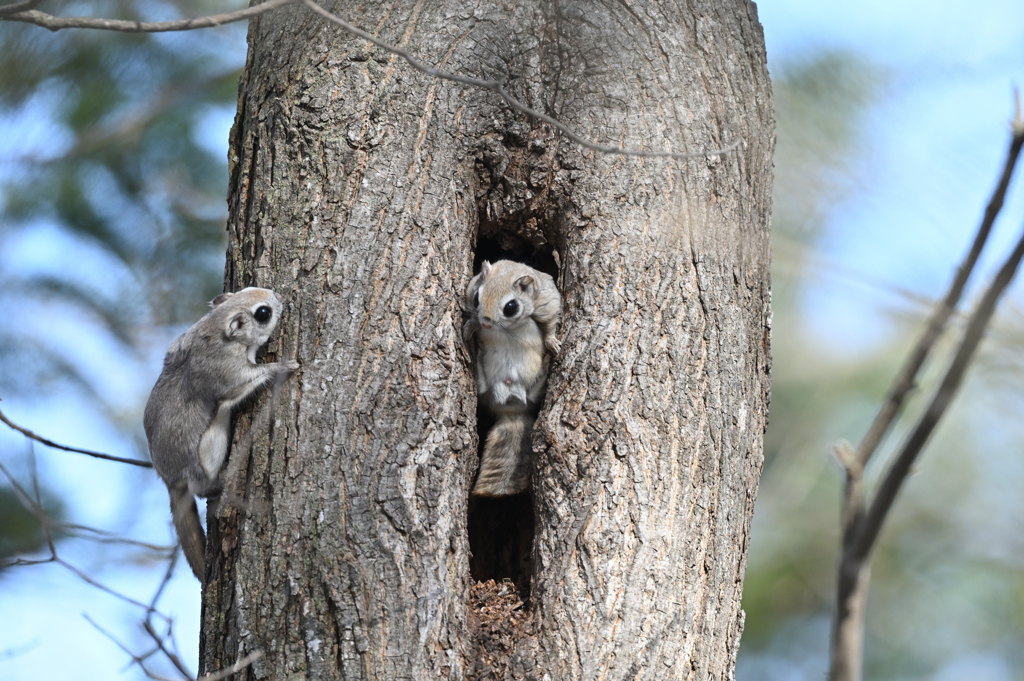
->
[143,552,195,680]
[27,443,58,557]
[2,0,295,32]
[84,615,183,681]
[0,639,41,661]
[832,440,862,537]
[0,457,56,536]
[143,619,193,680]
[59,557,157,611]
[0,403,152,467]
[1,423,186,678]
[148,551,180,614]
[299,0,740,160]
[0,459,172,619]
[52,522,175,551]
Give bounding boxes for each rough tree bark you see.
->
[201,1,773,679]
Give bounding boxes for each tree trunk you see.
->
[200,1,773,679]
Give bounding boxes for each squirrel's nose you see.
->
[481,317,493,329]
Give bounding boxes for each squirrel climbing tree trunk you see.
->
[201,1,773,678]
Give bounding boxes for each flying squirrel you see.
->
[463,260,561,496]
[144,287,298,581]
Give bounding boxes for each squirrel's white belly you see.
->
[479,321,544,408]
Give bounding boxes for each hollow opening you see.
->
[471,234,559,281]
[466,233,559,603]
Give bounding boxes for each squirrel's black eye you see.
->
[473,291,480,308]
[254,306,273,324]
[502,300,519,317]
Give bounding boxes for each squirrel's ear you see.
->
[515,275,535,294]
[481,260,492,276]
[210,292,233,308]
[226,312,247,338]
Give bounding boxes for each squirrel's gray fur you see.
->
[463,260,561,496]
[144,287,298,581]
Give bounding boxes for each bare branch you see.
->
[0,402,152,467]
[0,458,179,634]
[855,218,1024,559]
[0,453,171,551]
[143,619,193,680]
[0,0,43,19]
[830,106,1024,681]
[298,0,739,160]
[58,557,157,611]
[148,551,181,614]
[91,549,262,681]
[832,440,863,538]
[1,0,295,32]
[0,457,58,562]
[854,114,1024,469]
[92,602,262,681]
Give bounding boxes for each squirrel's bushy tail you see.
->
[473,412,533,496]
[169,482,205,581]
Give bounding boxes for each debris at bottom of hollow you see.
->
[469,578,526,680]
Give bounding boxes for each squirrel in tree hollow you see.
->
[144,287,298,581]
[463,260,561,496]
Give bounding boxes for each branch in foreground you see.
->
[0,403,152,467]
[1,0,295,32]
[143,552,194,680]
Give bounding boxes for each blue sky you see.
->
[759,0,1024,354]
[2,1,1024,679]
